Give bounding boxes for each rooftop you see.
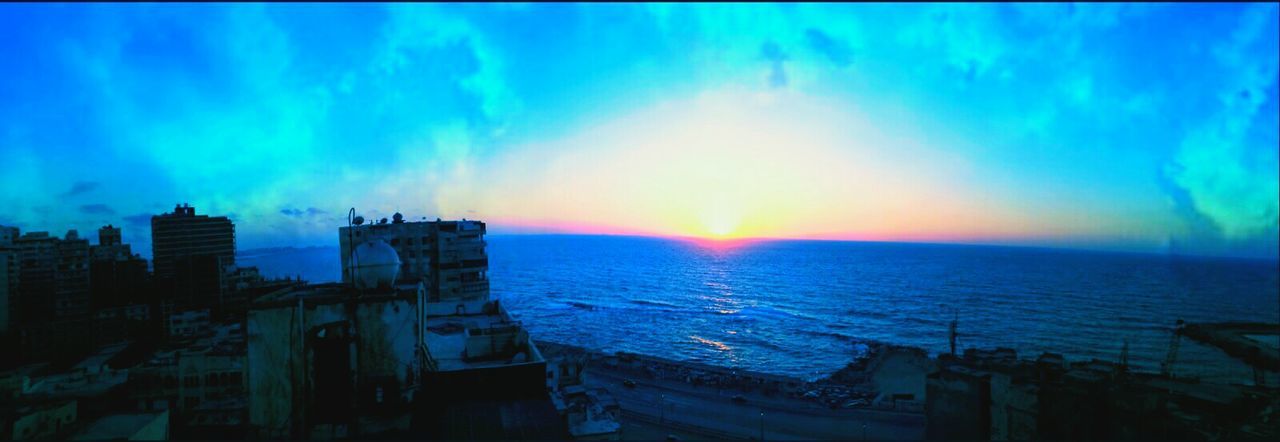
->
[425,301,544,372]
[251,282,421,309]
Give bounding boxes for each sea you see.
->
[238,235,1280,383]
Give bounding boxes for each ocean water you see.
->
[239,235,1280,383]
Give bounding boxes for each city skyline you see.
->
[1,3,1277,259]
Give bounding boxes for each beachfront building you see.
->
[247,212,563,439]
[339,214,488,303]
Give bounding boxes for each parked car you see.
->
[622,379,637,388]
[732,395,748,404]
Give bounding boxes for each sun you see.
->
[700,206,742,239]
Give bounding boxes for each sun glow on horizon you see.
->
[447,87,1179,248]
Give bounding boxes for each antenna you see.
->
[348,207,358,286]
[949,308,959,356]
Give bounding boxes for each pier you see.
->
[1181,322,1280,373]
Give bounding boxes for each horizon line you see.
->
[242,231,1280,263]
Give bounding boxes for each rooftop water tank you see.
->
[352,239,400,290]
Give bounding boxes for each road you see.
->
[589,367,925,440]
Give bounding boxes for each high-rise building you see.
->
[338,213,488,302]
[52,230,91,354]
[99,225,121,247]
[0,226,18,335]
[14,232,57,325]
[90,224,130,261]
[0,249,13,335]
[151,204,235,310]
[0,226,17,245]
[12,230,92,359]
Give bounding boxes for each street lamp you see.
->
[659,394,665,424]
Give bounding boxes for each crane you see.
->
[1160,319,1186,378]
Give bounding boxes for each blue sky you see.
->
[0,3,1276,259]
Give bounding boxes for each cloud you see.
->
[805,28,852,67]
[123,213,152,227]
[61,181,99,197]
[0,4,1276,257]
[79,203,115,215]
[280,206,327,217]
[1162,3,1279,239]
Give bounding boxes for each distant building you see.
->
[11,230,93,359]
[167,309,211,344]
[150,204,234,313]
[90,225,129,261]
[53,231,92,355]
[0,226,17,335]
[14,232,57,326]
[0,226,17,246]
[129,322,246,438]
[925,348,1279,440]
[91,304,151,349]
[0,225,17,332]
[338,214,488,302]
[1,399,77,440]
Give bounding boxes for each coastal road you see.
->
[588,367,925,440]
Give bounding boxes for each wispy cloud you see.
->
[79,203,115,215]
[61,181,99,197]
[123,213,152,227]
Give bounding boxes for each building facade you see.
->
[338,214,488,303]
[150,204,235,311]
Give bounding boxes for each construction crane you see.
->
[949,310,959,356]
[1118,339,1130,374]
[1160,319,1186,378]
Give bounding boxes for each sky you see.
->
[0,3,1276,259]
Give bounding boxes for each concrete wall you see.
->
[988,372,1038,440]
[925,369,990,440]
[872,347,934,402]
[247,296,419,437]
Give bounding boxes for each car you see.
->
[666,435,681,441]
[731,395,748,404]
[622,379,637,388]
